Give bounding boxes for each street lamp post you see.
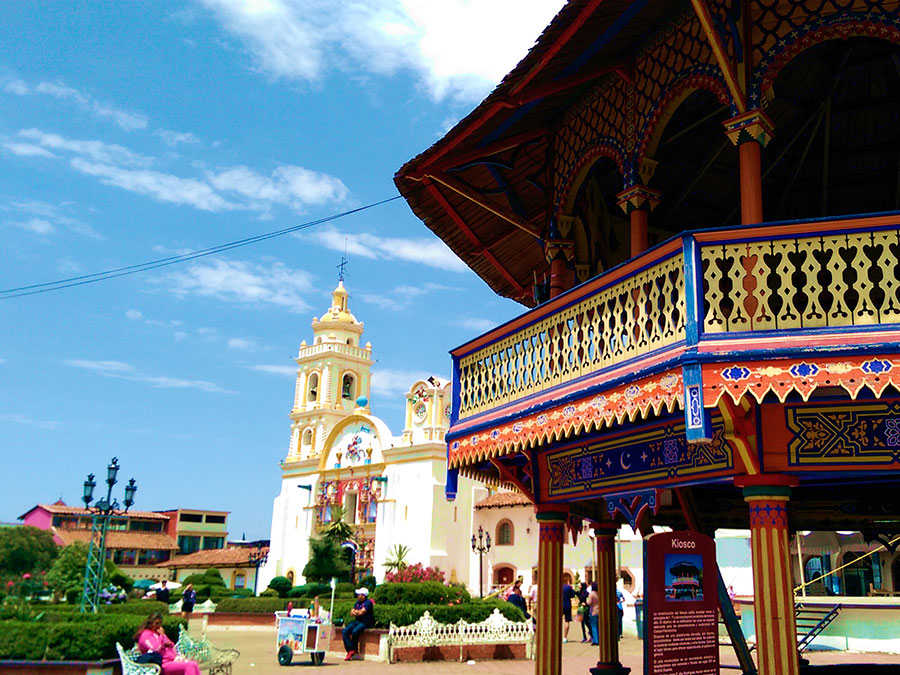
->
[79,457,137,613]
[471,525,491,598]
[249,543,268,596]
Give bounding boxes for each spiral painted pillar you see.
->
[535,508,567,675]
[738,477,799,675]
[591,525,629,675]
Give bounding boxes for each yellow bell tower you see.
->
[284,281,374,463]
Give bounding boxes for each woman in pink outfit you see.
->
[134,613,201,675]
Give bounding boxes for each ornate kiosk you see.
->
[396,1,900,674]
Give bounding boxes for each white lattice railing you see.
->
[387,609,534,662]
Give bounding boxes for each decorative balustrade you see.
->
[297,342,372,359]
[387,609,534,662]
[457,250,685,419]
[701,227,900,332]
[452,215,900,423]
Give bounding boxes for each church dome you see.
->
[314,281,362,330]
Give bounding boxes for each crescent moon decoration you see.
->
[620,451,631,471]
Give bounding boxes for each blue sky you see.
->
[0,0,566,539]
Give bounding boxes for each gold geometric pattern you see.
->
[457,253,684,419]
[702,228,900,332]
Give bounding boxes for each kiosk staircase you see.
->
[795,603,841,652]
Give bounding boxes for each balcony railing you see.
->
[298,341,372,360]
[452,214,900,423]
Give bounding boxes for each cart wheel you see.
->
[310,651,325,666]
[278,645,293,666]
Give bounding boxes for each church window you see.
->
[342,373,355,400]
[233,572,246,588]
[496,520,514,546]
[344,491,358,525]
[286,570,294,585]
[307,373,319,403]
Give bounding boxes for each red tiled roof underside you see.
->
[161,547,270,568]
[474,491,532,509]
[54,528,178,550]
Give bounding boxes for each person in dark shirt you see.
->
[343,587,374,660]
[562,582,576,643]
[577,582,590,642]
[155,580,170,605]
[507,584,530,620]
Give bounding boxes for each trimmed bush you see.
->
[287,582,332,599]
[373,581,469,606]
[267,576,293,598]
[334,582,355,595]
[259,588,278,597]
[101,600,170,615]
[215,597,290,613]
[0,614,185,660]
[358,575,377,592]
[371,599,524,628]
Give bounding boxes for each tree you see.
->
[45,541,90,594]
[302,537,350,583]
[321,505,355,543]
[0,526,59,575]
[267,576,293,598]
[383,544,411,574]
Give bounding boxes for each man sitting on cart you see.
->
[342,587,374,660]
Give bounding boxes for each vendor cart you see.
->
[275,612,332,666]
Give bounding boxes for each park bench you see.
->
[387,608,534,663]
[116,642,160,675]
[175,624,240,674]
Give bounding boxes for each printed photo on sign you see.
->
[664,553,704,601]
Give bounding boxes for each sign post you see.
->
[644,531,719,675]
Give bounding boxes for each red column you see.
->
[549,255,568,299]
[591,525,629,675]
[736,476,799,675]
[616,185,660,259]
[534,508,567,675]
[724,110,774,225]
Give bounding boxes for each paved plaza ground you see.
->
[199,622,900,674]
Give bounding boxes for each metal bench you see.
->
[116,642,160,675]
[387,608,534,663]
[175,624,240,674]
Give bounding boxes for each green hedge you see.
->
[0,615,185,660]
[372,581,469,606]
[215,597,289,613]
[371,599,523,627]
[287,582,331,598]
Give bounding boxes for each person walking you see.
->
[587,582,600,646]
[577,582,590,642]
[562,581,575,643]
[181,584,196,619]
[507,583,530,620]
[155,580,169,606]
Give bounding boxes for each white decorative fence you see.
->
[387,609,534,662]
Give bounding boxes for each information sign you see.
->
[644,531,719,675]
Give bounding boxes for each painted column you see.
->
[724,110,774,225]
[736,475,799,675]
[616,183,660,259]
[591,524,629,675]
[534,507,568,675]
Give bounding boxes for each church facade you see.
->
[258,282,481,589]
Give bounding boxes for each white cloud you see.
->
[12,218,55,235]
[227,337,255,349]
[199,0,564,102]
[32,80,148,131]
[156,129,201,146]
[303,225,467,272]
[208,165,349,211]
[359,293,406,312]
[3,141,57,158]
[174,331,188,341]
[370,368,436,398]
[11,129,349,214]
[19,128,150,167]
[64,358,232,393]
[3,78,29,95]
[9,200,103,240]
[0,413,59,430]
[125,309,143,320]
[162,258,315,312]
[70,158,238,212]
[250,364,297,376]
[458,317,497,332]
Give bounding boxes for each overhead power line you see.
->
[1,195,402,300]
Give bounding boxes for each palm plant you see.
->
[321,504,355,543]
[383,543,411,573]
